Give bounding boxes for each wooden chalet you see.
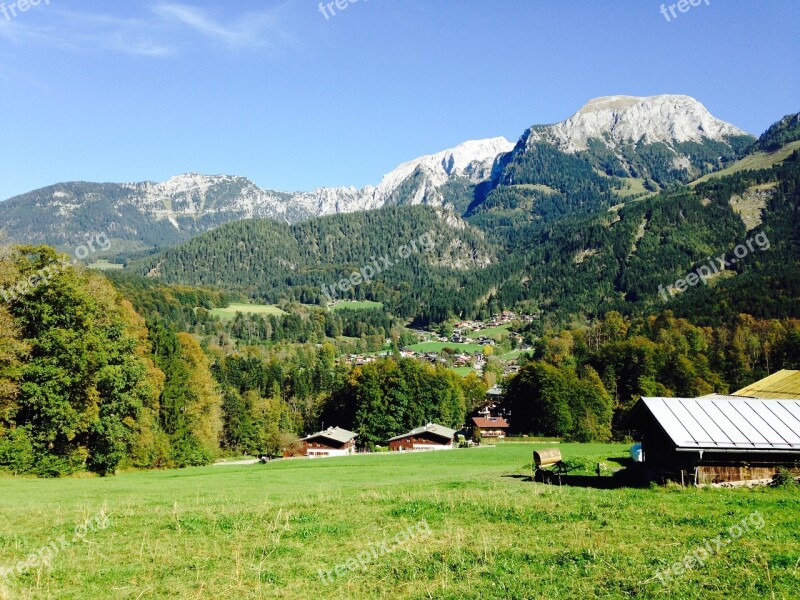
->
[388,424,456,452]
[472,416,510,440]
[301,427,357,458]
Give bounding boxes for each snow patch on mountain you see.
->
[373,137,514,200]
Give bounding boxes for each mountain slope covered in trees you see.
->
[130,111,799,330]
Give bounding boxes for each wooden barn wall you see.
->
[696,464,800,484]
[695,453,800,483]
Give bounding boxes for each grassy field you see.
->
[449,366,476,378]
[1,444,799,599]
[466,325,511,339]
[497,349,527,361]
[408,341,484,354]
[613,177,651,198]
[86,260,124,271]
[691,140,800,185]
[329,301,384,312]
[498,436,562,443]
[209,303,287,320]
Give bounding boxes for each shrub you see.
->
[772,468,799,488]
[0,427,35,475]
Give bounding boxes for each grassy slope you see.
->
[613,177,650,198]
[691,140,800,185]
[497,349,527,361]
[1,444,798,599]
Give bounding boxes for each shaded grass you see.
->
[0,444,798,599]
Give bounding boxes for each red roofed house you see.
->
[472,416,510,440]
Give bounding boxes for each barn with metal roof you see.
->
[625,396,800,484]
[733,369,800,400]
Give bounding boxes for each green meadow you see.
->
[691,140,800,185]
[408,341,484,354]
[209,303,287,320]
[329,301,384,312]
[1,444,799,599]
[449,366,476,378]
[464,324,511,339]
[85,260,124,271]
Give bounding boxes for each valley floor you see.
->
[0,444,798,599]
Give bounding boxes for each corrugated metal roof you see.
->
[302,427,357,444]
[733,370,800,400]
[388,423,456,442]
[641,396,800,451]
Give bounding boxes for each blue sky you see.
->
[0,0,797,200]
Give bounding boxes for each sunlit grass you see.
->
[1,444,798,599]
[209,303,287,320]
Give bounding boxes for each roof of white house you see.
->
[302,427,357,444]
[388,423,456,442]
[639,396,800,452]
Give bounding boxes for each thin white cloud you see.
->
[0,9,176,57]
[0,3,297,58]
[153,3,295,52]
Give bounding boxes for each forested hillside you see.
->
[507,311,800,438]
[130,115,800,330]
[130,206,498,324]
[0,246,484,474]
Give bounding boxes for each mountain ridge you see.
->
[0,94,759,255]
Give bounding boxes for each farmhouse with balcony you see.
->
[301,427,358,458]
[388,424,456,452]
[472,416,510,440]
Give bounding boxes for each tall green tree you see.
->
[0,246,163,476]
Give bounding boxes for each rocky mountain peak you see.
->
[531,94,749,152]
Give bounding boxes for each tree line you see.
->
[505,311,800,439]
[0,247,488,475]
